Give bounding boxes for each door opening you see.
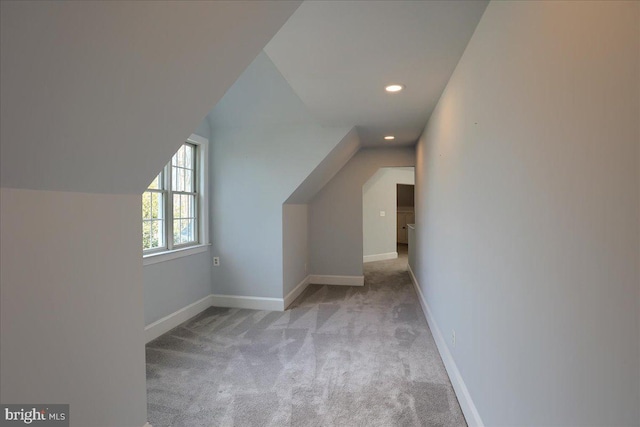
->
[362,167,414,264]
[396,184,415,256]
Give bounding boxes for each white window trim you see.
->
[143,133,210,266]
[143,243,211,266]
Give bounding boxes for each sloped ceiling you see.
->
[286,127,361,204]
[204,1,488,203]
[208,51,315,129]
[264,0,489,147]
[207,51,360,204]
[0,1,301,194]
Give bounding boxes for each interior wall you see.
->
[310,148,415,277]
[286,127,361,204]
[143,250,213,325]
[194,119,212,141]
[210,125,351,299]
[362,167,414,258]
[207,51,354,299]
[143,128,213,326]
[0,3,302,425]
[414,1,640,425]
[283,204,309,297]
[0,189,147,427]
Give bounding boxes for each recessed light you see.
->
[384,136,395,140]
[385,84,404,93]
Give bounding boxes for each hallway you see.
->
[146,253,466,426]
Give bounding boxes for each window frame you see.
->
[168,141,198,250]
[142,169,166,252]
[143,134,210,265]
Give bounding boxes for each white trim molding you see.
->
[188,133,210,250]
[309,274,364,286]
[210,294,284,311]
[142,133,209,261]
[143,243,210,266]
[145,293,288,343]
[284,276,311,309]
[145,274,362,344]
[407,265,484,427]
[363,251,398,263]
[142,423,153,427]
[144,294,214,343]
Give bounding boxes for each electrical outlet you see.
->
[452,330,456,348]
[213,257,220,266]
[380,210,386,217]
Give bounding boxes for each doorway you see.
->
[396,184,415,257]
[362,167,414,263]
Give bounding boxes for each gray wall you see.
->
[0,1,301,195]
[143,250,213,325]
[208,52,353,299]
[363,167,414,258]
[143,128,213,326]
[0,189,147,427]
[194,119,212,141]
[310,148,415,277]
[286,127,361,204]
[283,204,309,296]
[210,124,350,298]
[0,3,301,425]
[414,1,639,425]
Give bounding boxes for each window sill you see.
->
[143,243,211,266]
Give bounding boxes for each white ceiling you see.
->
[264,0,488,147]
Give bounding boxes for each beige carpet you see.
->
[146,247,466,426]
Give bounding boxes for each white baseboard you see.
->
[309,274,364,286]
[145,274,363,344]
[144,294,214,343]
[407,265,484,427]
[210,294,284,311]
[363,251,398,263]
[145,293,288,343]
[284,275,311,309]
[143,423,152,427]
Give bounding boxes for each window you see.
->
[143,135,209,261]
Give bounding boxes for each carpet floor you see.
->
[146,246,467,426]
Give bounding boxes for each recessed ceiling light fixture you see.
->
[384,135,395,140]
[385,84,404,93]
